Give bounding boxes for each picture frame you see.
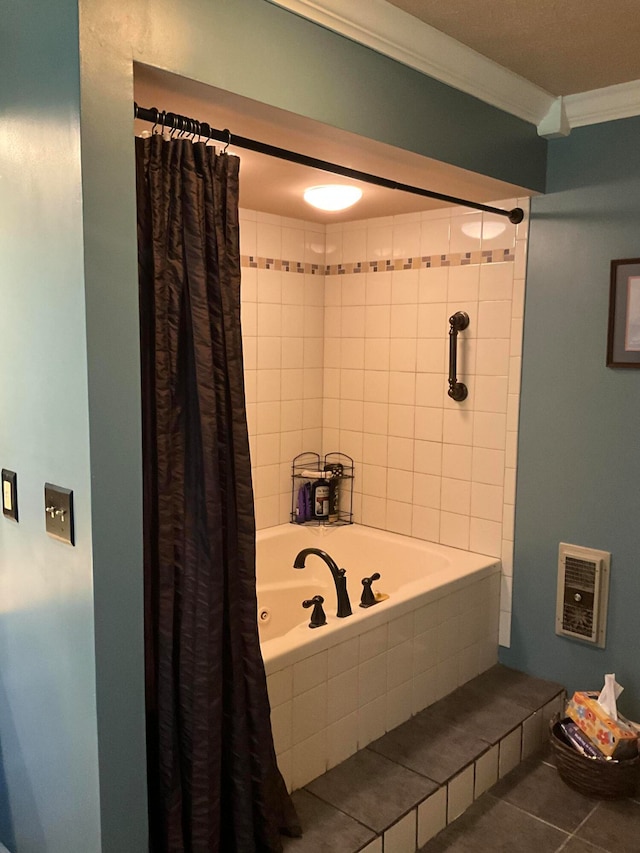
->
[607,258,640,368]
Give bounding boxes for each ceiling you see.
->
[385,0,640,96]
[134,65,527,223]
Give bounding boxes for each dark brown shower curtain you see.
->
[136,134,300,853]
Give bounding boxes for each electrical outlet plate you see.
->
[44,483,75,545]
[2,469,18,522]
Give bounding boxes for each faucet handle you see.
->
[359,573,381,608]
[302,595,327,628]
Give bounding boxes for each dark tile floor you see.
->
[419,748,640,853]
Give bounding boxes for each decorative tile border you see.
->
[241,248,514,275]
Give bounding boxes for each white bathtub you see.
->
[257,523,502,793]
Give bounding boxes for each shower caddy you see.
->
[290,451,354,526]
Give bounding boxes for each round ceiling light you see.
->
[303,184,363,212]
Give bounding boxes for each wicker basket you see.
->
[550,717,640,799]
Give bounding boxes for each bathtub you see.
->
[257,523,501,793]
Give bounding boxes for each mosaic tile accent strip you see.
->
[241,248,514,275]
[242,255,323,274]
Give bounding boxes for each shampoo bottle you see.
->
[312,477,330,520]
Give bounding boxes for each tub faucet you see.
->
[293,548,353,618]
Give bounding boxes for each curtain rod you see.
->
[134,103,524,224]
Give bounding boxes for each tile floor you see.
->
[282,664,579,853]
[419,749,640,852]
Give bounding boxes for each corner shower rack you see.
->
[290,451,354,527]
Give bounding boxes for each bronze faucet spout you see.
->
[293,548,352,617]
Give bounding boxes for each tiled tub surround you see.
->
[239,202,530,647]
[258,523,501,794]
[281,665,566,853]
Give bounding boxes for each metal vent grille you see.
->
[556,544,610,648]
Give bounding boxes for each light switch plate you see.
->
[2,469,18,522]
[44,483,75,545]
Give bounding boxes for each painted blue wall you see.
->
[502,116,640,720]
[0,1,102,851]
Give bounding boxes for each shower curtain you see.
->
[136,134,300,852]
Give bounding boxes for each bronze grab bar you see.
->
[448,311,470,402]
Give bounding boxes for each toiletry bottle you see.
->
[324,463,342,522]
[312,476,330,520]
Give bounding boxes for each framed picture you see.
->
[607,258,640,367]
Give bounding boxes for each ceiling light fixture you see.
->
[303,184,363,212]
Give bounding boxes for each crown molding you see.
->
[268,0,640,136]
[267,0,555,126]
[564,79,640,129]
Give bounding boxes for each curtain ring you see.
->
[151,107,159,135]
[159,110,167,135]
[223,129,231,153]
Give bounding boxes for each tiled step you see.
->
[282,664,565,853]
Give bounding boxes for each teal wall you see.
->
[0,0,547,850]
[502,115,640,721]
[0,0,102,851]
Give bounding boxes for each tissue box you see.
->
[566,691,638,760]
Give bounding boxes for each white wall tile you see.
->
[326,713,358,770]
[440,512,470,550]
[442,444,472,481]
[471,448,505,485]
[412,666,438,714]
[386,680,413,731]
[271,700,293,755]
[479,263,513,301]
[366,271,392,304]
[292,683,328,745]
[448,264,480,302]
[364,369,390,403]
[474,745,498,797]
[365,305,391,337]
[498,727,522,778]
[328,637,360,678]
[393,221,422,260]
[447,765,474,823]
[357,695,387,748]
[470,483,504,522]
[293,650,328,695]
[387,640,413,689]
[473,412,507,450]
[418,302,448,338]
[522,712,545,760]
[327,668,359,724]
[477,301,511,338]
[469,518,502,558]
[412,505,440,541]
[364,338,391,371]
[415,406,443,442]
[414,440,442,476]
[418,787,447,847]
[387,468,413,501]
[384,809,416,853]
[420,219,450,255]
[292,730,327,790]
[441,478,471,515]
[442,409,473,446]
[359,838,383,853]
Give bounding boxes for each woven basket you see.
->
[550,717,640,799]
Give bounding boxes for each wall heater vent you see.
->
[556,543,610,648]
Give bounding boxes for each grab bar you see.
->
[448,311,470,402]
